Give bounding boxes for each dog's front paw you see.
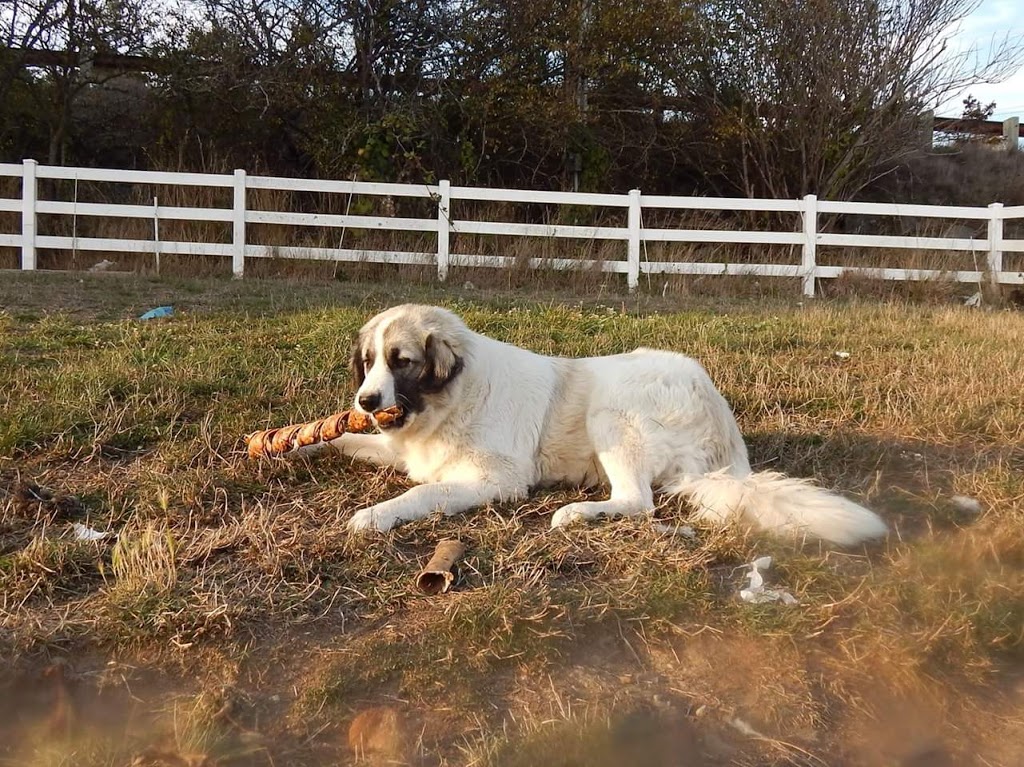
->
[347,506,400,533]
[550,503,593,529]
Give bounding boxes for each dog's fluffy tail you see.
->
[664,470,888,546]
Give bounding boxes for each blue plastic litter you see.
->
[139,306,174,320]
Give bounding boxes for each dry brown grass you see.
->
[0,272,1022,766]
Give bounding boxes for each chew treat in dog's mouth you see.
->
[244,406,404,458]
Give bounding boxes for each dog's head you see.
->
[349,305,467,431]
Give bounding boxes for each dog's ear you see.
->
[420,333,463,392]
[349,340,366,388]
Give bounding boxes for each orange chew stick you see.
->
[244,407,403,458]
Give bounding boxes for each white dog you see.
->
[324,304,887,546]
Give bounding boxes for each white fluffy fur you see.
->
[321,304,887,546]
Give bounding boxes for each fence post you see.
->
[153,196,161,275]
[1003,117,1019,152]
[21,159,37,271]
[988,202,1004,290]
[627,188,641,292]
[801,193,817,298]
[437,179,451,282]
[232,169,246,278]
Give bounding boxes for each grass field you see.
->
[1,271,1023,766]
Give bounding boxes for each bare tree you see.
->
[2,1,59,91]
[2,0,158,164]
[681,0,1024,199]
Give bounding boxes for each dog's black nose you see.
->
[358,392,381,412]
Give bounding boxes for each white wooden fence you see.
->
[2,159,1023,296]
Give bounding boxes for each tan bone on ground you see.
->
[243,407,403,459]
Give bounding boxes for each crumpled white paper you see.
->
[739,556,798,605]
[71,522,115,542]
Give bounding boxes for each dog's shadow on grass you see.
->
[743,429,1012,539]
[277,428,1001,544]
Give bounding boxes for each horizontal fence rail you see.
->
[2,159,1023,296]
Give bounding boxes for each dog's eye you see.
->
[393,356,412,369]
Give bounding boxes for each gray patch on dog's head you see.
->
[381,321,424,366]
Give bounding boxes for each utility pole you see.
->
[570,0,592,192]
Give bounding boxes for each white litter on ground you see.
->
[652,522,697,539]
[950,495,982,514]
[71,523,114,542]
[730,716,766,739]
[739,556,798,605]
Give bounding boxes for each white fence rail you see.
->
[2,159,1023,296]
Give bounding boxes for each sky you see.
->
[939,0,1024,119]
